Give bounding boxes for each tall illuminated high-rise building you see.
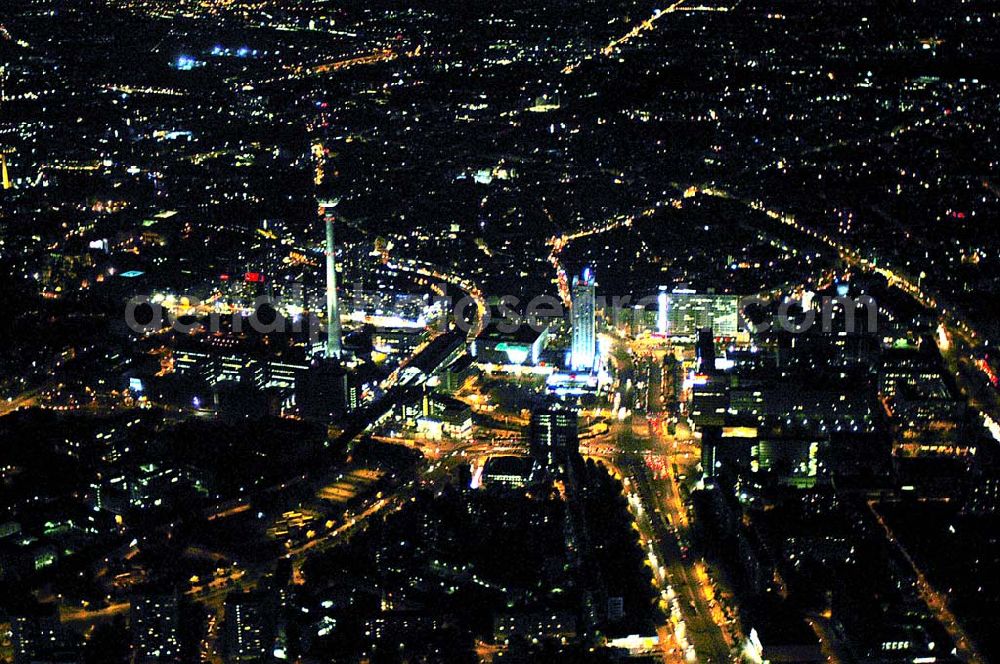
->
[529,403,579,474]
[12,612,82,664]
[223,588,276,663]
[131,594,180,663]
[571,268,596,372]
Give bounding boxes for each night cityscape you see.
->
[1,0,999,662]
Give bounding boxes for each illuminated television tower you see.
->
[1,67,12,191]
[319,197,343,360]
[1,152,10,191]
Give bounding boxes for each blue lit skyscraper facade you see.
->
[571,268,596,372]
